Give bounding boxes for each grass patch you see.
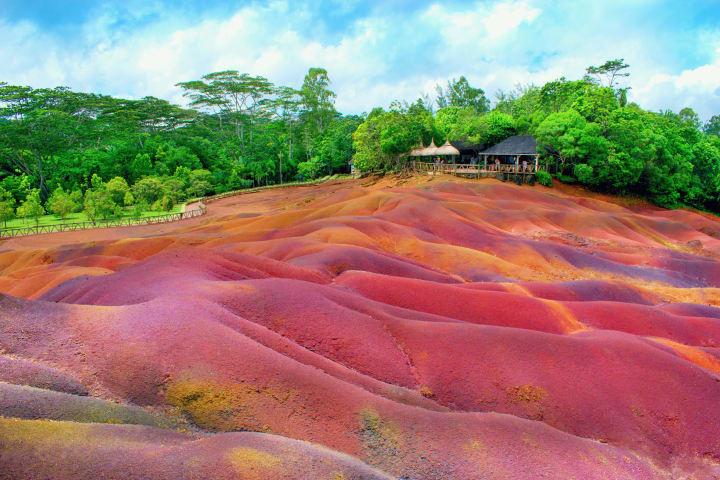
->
[358,407,403,463]
[2,204,184,229]
[165,378,296,432]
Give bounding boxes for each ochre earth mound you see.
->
[1,175,720,479]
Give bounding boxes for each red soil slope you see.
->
[1,175,720,479]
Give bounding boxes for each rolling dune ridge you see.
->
[1,176,719,479]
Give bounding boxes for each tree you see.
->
[309,115,362,175]
[83,174,119,221]
[705,115,720,137]
[1,65,719,215]
[678,107,701,130]
[352,106,431,172]
[106,177,131,206]
[176,71,274,149]
[271,86,302,183]
[300,68,336,161]
[538,78,589,113]
[436,76,489,113]
[0,85,116,199]
[123,190,135,207]
[47,186,77,220]
[535,109,608,176]
[0,200,14,228]
[130,153,153,181]
[585,59,630,89]
[494,84,542,131]
[434,106,477,142]
[178,168,213,198]
[570,84,619,126]
[69,190,83,211]
[352,109,391,172]
[16,189,45,226]
[0,188,15,228]
[296,157,324,180]
[687,136,720,208]
[468,111,517,146]
[300,68,336,134]
[132,176,165,205]
[83,188,118,222]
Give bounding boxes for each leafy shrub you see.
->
[573,163,594,184]
[16,189,45,226]
[555,174,577,184]
[536,170,552,187]
[297,158,324,180]
[48,186,78,219]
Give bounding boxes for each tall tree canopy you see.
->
[435,76,490,113]
[2,60,720,221]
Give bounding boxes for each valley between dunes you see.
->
[1,175,720,479]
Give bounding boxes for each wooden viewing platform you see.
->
[405,135,542,184]
[408,161,540,184]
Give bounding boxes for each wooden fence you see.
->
[408,161,538,183]
[187,177,343,205]
[0,205,207,239]
[0,176,348,240]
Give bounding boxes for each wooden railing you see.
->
[0,176,349,240]
[0,205,207,239]
[185,176,349,205]
[408,161,539,176]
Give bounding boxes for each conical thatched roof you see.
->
[409,138,461,157]
[424,138,439,156]
[434,139,460,156]
[409,147,425,156]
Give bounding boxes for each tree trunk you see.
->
[35,154,49,201]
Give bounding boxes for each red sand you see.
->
[1,175,720,479]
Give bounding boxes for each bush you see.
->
[17,190,45,226]
[132,202,147,219]
[151,193,175,212]
[573,163,594,184]
[536,170,552,187]
[106,177,130,205]
[297,158,324,180]
[0,200,14,227]
[132,177,165,205]
[84,189,119,222]
[48,186,78,220]
[554,174,577,184]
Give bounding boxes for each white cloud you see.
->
[0,1,718,119]
[423,0,541,46]
[631,46,720,118]
[482,1,542,40]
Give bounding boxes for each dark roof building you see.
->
[480,135,537,156]
[450,139,484,156]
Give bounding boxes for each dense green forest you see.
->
[2,60,720,228]
[353,60,720,210]
[0,67,359,226]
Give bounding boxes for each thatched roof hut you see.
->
[451,139,484,156]
[480,135,537,156]
[434,139,461,156]
[410,138,441,157]
[409,146,426,157]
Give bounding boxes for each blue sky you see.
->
[2,0,719,119]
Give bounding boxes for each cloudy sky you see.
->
[2,0,719,119]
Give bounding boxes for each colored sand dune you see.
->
[1,175,720,479]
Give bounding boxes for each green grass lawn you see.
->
[2,204,185,230]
